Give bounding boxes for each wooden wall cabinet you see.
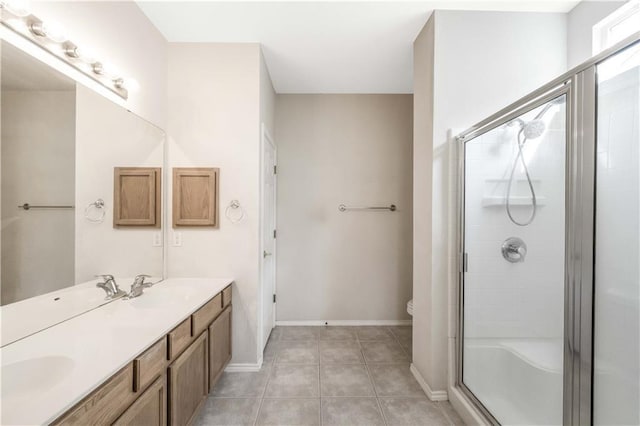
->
[172,168,219,228]
[114,167,161,227]
[113,376,166,426]
[168,332,209,426]
[209,306,232,390]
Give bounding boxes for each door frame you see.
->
[258,122,277,358]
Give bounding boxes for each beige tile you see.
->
[264,364,320,398]
[368,364,425,397]
[256,398,320,426]
[193,398,260,426]
[320,364,375,396]
[439,401,466,425]
[322,398,385,426]
[318,327,358,340]
[379,397,450,425]
[355,326,395,341]
[276,340,319,364]
[280,326,320,341]
[387,326,413,340]
[361,341,410,363]
[319,340,364,364]
[211,366,271,397]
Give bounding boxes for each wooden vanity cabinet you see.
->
[209,306,232,390]
[52,284,233,426]
[113,376,166,426]
[168,332,209,426]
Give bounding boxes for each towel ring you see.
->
[225,199,245,224]
[85,199,106,223]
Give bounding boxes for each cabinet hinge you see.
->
[273,165,277,175]
[273,229,277,238]
[273,294,276,303]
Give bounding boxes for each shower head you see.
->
[522,119,546,139]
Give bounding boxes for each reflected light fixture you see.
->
[0,1,129,99]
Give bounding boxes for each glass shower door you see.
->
[593,41,640,426]
[461,94,567,425]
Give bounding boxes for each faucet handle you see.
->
[134,274,153,288]
[95,274,115,282]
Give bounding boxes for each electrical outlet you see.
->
[152,232,162,247]
[173,232,182,247]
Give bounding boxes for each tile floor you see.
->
[194,326,465,426]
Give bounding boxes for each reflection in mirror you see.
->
[1,41,77,304]
[0,40,165,346]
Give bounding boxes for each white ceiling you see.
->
[138,1,580,93]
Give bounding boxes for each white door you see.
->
[261,125,277,350]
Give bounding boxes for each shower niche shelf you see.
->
[481,196,546,207]
[481,178,545,207]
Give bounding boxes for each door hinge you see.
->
[273,294,276,303]
[273,229,277,238]
[273,165,277,175]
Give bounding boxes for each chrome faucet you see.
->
[95,275,127,300]
[126,274,152,299]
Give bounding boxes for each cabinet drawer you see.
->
[168,318,192,360]
[222,286,232,308]
[134,338,167,392]
[192,293,222,336]
[53,364,134,425]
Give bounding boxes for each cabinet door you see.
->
[168,332,208,426]
[113,376,166,426]
[209,306,232,390]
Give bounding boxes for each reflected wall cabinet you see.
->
[172,168,219,228]
[113,167,161,227]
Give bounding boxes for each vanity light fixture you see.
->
[0,1,129,99]
[29,20,66,42]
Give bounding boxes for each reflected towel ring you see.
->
[225,199,245,224]
[85,199,106,223]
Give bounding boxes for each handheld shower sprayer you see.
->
[505,96,564,226]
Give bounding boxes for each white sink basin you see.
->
[2,356,75,399]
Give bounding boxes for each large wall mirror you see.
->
[0,39,165,345]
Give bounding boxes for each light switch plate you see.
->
[153,232,162,247]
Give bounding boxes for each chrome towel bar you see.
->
[18,203,75,210]
[338,204,397,212]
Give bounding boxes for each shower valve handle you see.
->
[502,237,527,263]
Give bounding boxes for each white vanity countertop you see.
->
[0,277,233,425]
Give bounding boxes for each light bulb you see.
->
[1,0,30,17]
[30,20,66,43]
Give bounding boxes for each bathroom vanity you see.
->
[0,278,233,426]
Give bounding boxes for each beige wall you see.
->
[1,90,76,304]
[167,43,268,366]
[275,94,413,322]
[412,11,436,396]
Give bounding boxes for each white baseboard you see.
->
[275,320,413,326]
[410,363,449,401]
[225,362,262,372]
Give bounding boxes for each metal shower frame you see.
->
[454,31,640,425]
